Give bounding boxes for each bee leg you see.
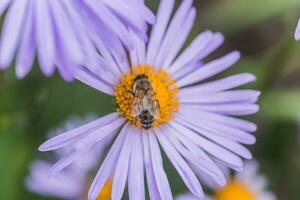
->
[126,89,135,97]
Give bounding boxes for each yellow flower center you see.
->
[114,64,179,129]
[215,180,256,200]
[96,179,112,200]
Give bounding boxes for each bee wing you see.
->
[131,95,144,117]
[148,99,160,119]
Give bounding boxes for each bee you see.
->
[130,74,160,129]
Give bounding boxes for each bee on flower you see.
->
[39,0,260,199]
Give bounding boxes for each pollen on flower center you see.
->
[215,180,256,200]
[114,64,179,129]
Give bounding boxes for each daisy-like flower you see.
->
[40,0,260,199]
[176,161,277,200]
[0,0,155,80]
[27,115,113,200]
[295,18,300,40]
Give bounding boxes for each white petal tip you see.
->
[38,143,50,152]
[16,66,29,79]
[233,51,241,59]
[147,14,156,25]
[247,136,257,145]
[246,73,257,82]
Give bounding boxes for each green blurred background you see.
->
[1,0,300,199]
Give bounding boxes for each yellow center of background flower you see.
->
[114,64,179,128]
[214,180,256,200]
[96,179,112,200]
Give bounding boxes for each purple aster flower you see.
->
[0,0,155,80]
[295,18,300,40]
[176,160,277,200]
[27,115,113,199]
[39,0,260,199]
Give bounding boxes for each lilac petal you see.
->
[112,126,134,200]
[0,0,28,69]
[74,67,114,96]
[80,44,118,86]
[35,0,55,76]
[180,73,256,95]
[295,18,300,40]
[129,31,146,66]
[61,0,115,81]
[75,117,125,149]
[142,130,161,200]
[170,33,224,75]
[57,67,74,82]
[39,113,119,151]
[180,90,260,104]
[237,161,259,182]
[0,0,10,16]
[167,31,213,74]
[156,128,205,199]
[114,51,130,75]
[195,32,224,60]
[176,111,256,145]
[154,0,194,68]
[125,0,156,25]
[15,1,35,79]
[91,39,122,77]
[77,1,126,62]
[128,129,145,200]
[177,51,240,87]
[183,103,259,116]
[101,0,150,40]
[104,0,155,26]
[148,132,173,200]
[258,192,277,200]
[84,0,132,49]
[202,132,252,159]
[179,108,257,133]
[146,0,175,65]
[167,124,226,187]
[161,8,196,69]
[26,161,82,199]
[48,147,88,176]
[173,62,203,80]
[49,128,119,176]
[129,33,139,67]
[172,120,244,171]
[88,124,129,200]
[49,1,85,78]
[176,193,199,200]
[50,0,83,65]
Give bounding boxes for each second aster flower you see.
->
[40,0,260,199]
[176,161,276,200]
[0,0,155,80]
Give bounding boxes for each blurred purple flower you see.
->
[0,0,155,80]
[295,18,300,40]
[26,115,112,199]
[39,0,260,199]
[176,161,277,200]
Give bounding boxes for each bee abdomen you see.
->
[139,110,154,130]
